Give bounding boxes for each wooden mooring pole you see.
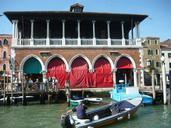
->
[152,70,156,99]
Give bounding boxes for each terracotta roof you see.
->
[0,34,12,37]
[160,39,171,49]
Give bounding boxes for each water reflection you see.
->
[0,103,171,128]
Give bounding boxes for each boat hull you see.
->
[61,97,142,128]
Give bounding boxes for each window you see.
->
[3,51,6,59]
[169,63,171,68]
[155,49,158,55]
[3,39,8,45]
[156,62,160,67]
[3,64,6,71]
[155,40,158,44]
[168,53,171,58]
[147,40,150,45]
[0,40,2,46]
[148,49,153,55]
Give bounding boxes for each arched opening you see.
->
[46,57,67,89]
[3,64,6,71]
[93,57,113,88]
[70,57,90,88]
[23,57,42,82]
[3,51,6,59]
[116,57,133,86]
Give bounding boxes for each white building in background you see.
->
[160,39,171,84]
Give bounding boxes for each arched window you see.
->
[3,64,6,71]
[3,39,8,45]
[3,51,6,59]
[0,40,2,46]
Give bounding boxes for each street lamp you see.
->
[161,55,167,104]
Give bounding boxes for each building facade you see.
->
[143,37,161,85]
[0,34,12,75]
[4,4,147,90]
[160,39,171,84]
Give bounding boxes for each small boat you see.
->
[61,97,142,128]
[110,84,153,105]
[70,96,103,106]
[141,94,153,104]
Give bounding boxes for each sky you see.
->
[0,0,171,41]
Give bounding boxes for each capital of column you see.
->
[133,68,137,72]
[113,69,117,73]
[107,20,110,24]
[62,19,65,23]
[46,19,50,23]
[30,19,34,22]
[92,20,96,23]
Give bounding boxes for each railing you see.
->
[81,39,93,45]
[111,39,122,45]
[65,38,77,45]
[19,39,30,45]
[14,38,140,47]
[50,39,62,45]
[96,39,108,45]
[34,39,46,45]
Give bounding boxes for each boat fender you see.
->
[93,115,99,121]
[128,113,131,119]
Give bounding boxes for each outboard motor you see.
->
[61,113,73,128]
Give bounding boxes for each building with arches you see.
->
[4,3,147,90]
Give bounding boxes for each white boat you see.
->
[61,97,142,128]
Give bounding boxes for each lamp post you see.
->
[161,55,167,104]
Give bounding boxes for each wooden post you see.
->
[167,88,170,104]
[3,71,6,105]
[22,73,27,105]
[152,70,156,99]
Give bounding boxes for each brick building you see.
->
[0,34,12,76]
[4,3,147,90]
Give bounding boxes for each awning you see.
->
[116,57,133,69]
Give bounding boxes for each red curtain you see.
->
[93,57,113,87]
[116,57,133,69]
[70,57,90,88]
[46,58,67,89]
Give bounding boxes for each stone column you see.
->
[62,20,65,45]
[135,22,140,38]
[12,20,18,46]
[46,20,50,45]
[77,20,81,46]
[113,69,117,87]
[133,68,138,87]
[15,20,18,39]
[92,20,96,45]
[121,21,125,45]
[107,21,111,46]
[12,20,15,39]
[30,20,34,46]
[42,70,47,83]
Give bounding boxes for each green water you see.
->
[0,103,171,128]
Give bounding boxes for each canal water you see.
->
[0,102,171,128]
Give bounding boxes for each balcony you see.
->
[13,38,142,48]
